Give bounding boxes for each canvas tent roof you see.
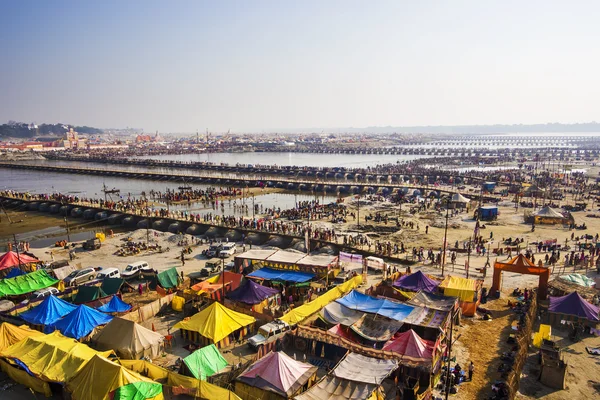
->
[235,249,278,261]
[173,302,255,343]
[0,331,114,383]
[335,290,415,321]
[407,291,458,311]
[67,354,162,400]
[101,278,126,296]
[237,351,317,397]
[92,317,164,360]
[0,251,38,271]
[265,250,306,264]
[49,304,113,339]
[96,295,132,313]
[350,314,403,342]
[333,353,398,385]
[0,322,43,352]
[248,267,315,283]
[295,375,377,400]
[393,271,440,293]
[157,267,179,289]
[533,206,564,219]
[0,269,58,297]
[19,294,77,326]
[450,193,470,204]
[5,268,25,279]
[320,302,364,326]
[73,286,109,304]
[183,344,228,380]
[296,254,337,268]
[382,329,435,365]
[327,324,360,343]
[558,273,595,288]
[226,279,279,305]
[548,291,599,322]
[439,276,478,302]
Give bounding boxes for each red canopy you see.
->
[0,251,39,271]
[383,329,434,363]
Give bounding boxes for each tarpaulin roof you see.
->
[279,275,363,325]
[235,249,278,261]
[533,206,564,218]
[53,265,77,280]
[226,279,279,305]
[5,268,25,279]
[50,304,113,339]
[559,273,596,288]
[173,302,255,343]
[96,295,132,313]
[183,344,228,380]
[237,351,317,397]
[393,271,440,293]
[327,324,360,343]
[296,254,337,268]
[382,329,435,364]
[73,286,109,304]
[548,291,599,322]
[295,375,377,400]
[190,272,243,293]
[320,302,364,326]
[67,355,163,400]
[101,278,126,296]
[0,269,59,297]
[336,290,415,321]
[0,251,38,271]
[92,317,163,360]
[439,276,478,302]
[248,267,315,283]
[0,331,114,383]
[19,294,77,325]
[265,251,306,264]
[113,381,163,400]
[157,267,179,289]
[451,193,470,203]
[0,322,43,352]
[333,353,398,385]
[350,314,403,342]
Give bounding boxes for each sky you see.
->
[1,1,599,133]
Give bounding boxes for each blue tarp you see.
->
[5,268,25,279]
[96,295,132,313]
[336,290,415,321]
[49,304,113,339]
[247,267,315,283]
[226,279,279,305]
[19,295,77,326]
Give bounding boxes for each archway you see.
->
[490,254,550,299]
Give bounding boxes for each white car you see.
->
[121,261,152,279]
[22,287,60,304]
[219,243,237,258]
[96,267,121,280]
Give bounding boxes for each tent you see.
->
[248,267,315,283]
[67,354,163,400]
[333,353,398,385]
[226,279,279,305]
[173,302,255,348]
[190,272,244,302]
[101,278,126,296]
[407,291,458,312]
[450,193,470,206]
[327,324,360,343]
[157,267,180,289]
[382,329,435,367]
[558,273,596,288]
[92,317,164,359]
[335,290,415,321]
[97,295,132,313]
[182,344,228,380]
[393,271,440,293]
[439,276,481,316]
[49,304,113,340]
[19,294,77,326]
[235,351,317,399]
[0,251,39,272]
[295,375,378,400]
[533,206,568,225]
[320,302,364,326]
[73,286,109,304]
[5,268,25,279]
[0,269,58,297]
[0,322,43,351]
[548,292,599,323]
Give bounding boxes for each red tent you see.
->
[0,251,39,272]
[383,329,435,365]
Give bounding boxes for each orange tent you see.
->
[0,251,39,271]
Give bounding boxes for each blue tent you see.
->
[49,304,113,339]
[5,268,25,279]
[19,295,77,326]
[247,267,315,283]
[96,295,132,313]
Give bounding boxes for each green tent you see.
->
[182,344,228,380]
[101,278,126,295]
[73,286,108,304]
[157,267,180,289]
[0,269,58,297]
[112,381,163,400]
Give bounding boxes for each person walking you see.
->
[468,361,474,381]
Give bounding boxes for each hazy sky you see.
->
[1,1,599,132]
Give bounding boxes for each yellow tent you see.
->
[440,276,477,302]
[0,331,114,383]
[173,302,255,344]
[67,355,163,400]
[0,322,43,351]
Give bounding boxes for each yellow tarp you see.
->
[0,359,52,397]
[67,355,163,400]
[532,324,552,348]
[392,288,416,300]
[172,295,185,312]
[119,359,169,381]
[0,331,114,383]
[173,302,255,343]
[441,276,476,302]
[280,275,363,325]
[0,322,43,352]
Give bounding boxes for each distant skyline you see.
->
[1,1,599,133]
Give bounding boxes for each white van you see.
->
[97,267,120,280]
[121,261,151,279]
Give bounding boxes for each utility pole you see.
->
[64,216,71,242]
[357,194,360,228]
[13,234,23,270]
[441,198,450,275]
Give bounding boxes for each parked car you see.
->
[219,243,237,258]
[21,287,60,304]
[205,243,223,258]
[121,261,151,280]
[64,267,97,286]
[248,320,291,351]
[96,267,120,280]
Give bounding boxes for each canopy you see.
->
[0,322,43,352]
[320,302,364,326]
[558,273,596,288]
[439,276,478,302]
[248,267,315,283]
[0,331,114,383]
[327,324,360,343]
[183,344,228,380]
[382,329,435,364]
[0,251,38,271]
[96,295,132,313]
[533,206,564,218]
[295,375,377,400]
[49,304,113,339]
[548,291,599,322]
[157,267,179,289]
[237,351,317,397]
[393,271,440,293]
[0,269,58,297]
[73,286,108,304]
[19,294,77,325]
[226,279,279,305]
[450,193,470,203]
[92,317,164,359]
[333,353,398,385]
[173,302,255,343]
[350,314,403,342]
[335,290,415,321]
[67,355,163,400]
[407,291,458,311]
[101,278,126,296]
